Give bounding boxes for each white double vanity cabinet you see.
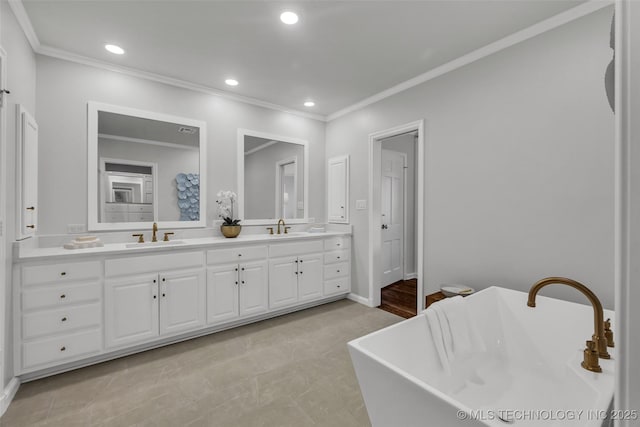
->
[13,233,351,378]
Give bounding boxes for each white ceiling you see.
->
[22,0,585,117]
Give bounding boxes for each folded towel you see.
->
[424,296,485,374]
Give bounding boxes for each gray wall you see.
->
[326,7,615,308]
[1,1,38,387]
[244,142,304,220]
[35,55,326,234]
[381,133,417,278]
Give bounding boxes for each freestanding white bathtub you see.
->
[348,286,615,427]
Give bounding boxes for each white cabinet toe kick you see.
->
[13,235,351,379]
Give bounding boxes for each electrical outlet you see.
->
[356,200,367,210]
[67,224,87,234]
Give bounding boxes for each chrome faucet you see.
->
[152,222,158,242]
[527,277,612,372]
[277,219,285,234]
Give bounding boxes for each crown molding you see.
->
[35,46,327,122]
[8,0,612,124]
[7,0,40,51]
[326,0,614,122]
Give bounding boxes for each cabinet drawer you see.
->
[324,249,350,264]
[104,212,127,223]
[23,261,101,286]
[128,213,154,222]
[22,282,101,311]
[324,236,350,251]
[105,251,204,277]
[128,204,153,213]
[22,329,101,370]
[269,240,323,258]
[207,245,268,265]
[323,262,350,280]
[324,278,350,296]
[23,303,101,339]
[105,203,128,212]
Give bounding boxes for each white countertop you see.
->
[15,231,350,262]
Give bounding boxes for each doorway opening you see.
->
[368,120,425,316]
[378,133,418,318]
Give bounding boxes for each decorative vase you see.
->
[221,225,241,238]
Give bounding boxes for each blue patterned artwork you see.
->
[176,173,200,221]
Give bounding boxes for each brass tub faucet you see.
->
[527,277,612,372]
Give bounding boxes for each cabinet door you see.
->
[160,269,206,336]
[105,274,159,348]
[328,155,349,224]
[18,106,39,238]
[207,264,240,325]
[298,253,323,302]
[239,260,268,317]
[268,257,298,309]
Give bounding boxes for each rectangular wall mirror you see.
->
[88,102,207,230]
[237,129,309,225]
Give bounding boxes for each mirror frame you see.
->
[87,101,207,230]
[237,128,310,225]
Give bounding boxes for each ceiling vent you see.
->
[178,126,196,134]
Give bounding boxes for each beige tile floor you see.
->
[1,300,401,427]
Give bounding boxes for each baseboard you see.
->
[347,293,374,307]
[0,377,20,416]
[404,272,417,280]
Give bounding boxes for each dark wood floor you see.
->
[378,278,417,319]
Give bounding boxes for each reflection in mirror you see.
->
[238,129,309,224]
[88,102,206,230]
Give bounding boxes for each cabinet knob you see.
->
[61,317,67,322]
[337,243,341,246]
[26,225,35,229]
[235,281,238,285]
[60,346,66,352]
[60,294,66,299]
[242,281,245,284]
[241,267,245,271]
[153,295,157,299]
[26,206,35,211]
[238,254,242,257]
[337,270,340,273]
[162,278,165,282]
[153,279,156,283]
[235,268,238,271]
[337,256,341,259]
[162,293,166,297]
[337,285,341,288]
[60,272,67,276]
[300,271,303,275]
[295,271,298,275]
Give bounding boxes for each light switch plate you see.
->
[356,200,367,210]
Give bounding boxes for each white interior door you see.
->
[380,149,405,288]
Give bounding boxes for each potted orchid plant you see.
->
[216,190,242,238]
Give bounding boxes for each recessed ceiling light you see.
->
[304,101,315,107]
[225,79,239,87]
[104,44,125,55]
[280,11,299,25]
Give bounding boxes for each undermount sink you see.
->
[125,240,185,248]
[270,232,309,237]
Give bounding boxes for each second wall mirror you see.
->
[237,129,309,225]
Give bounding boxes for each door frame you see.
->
[368,120,425,310]
[274,156,297,219]
[0,46,7,401]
